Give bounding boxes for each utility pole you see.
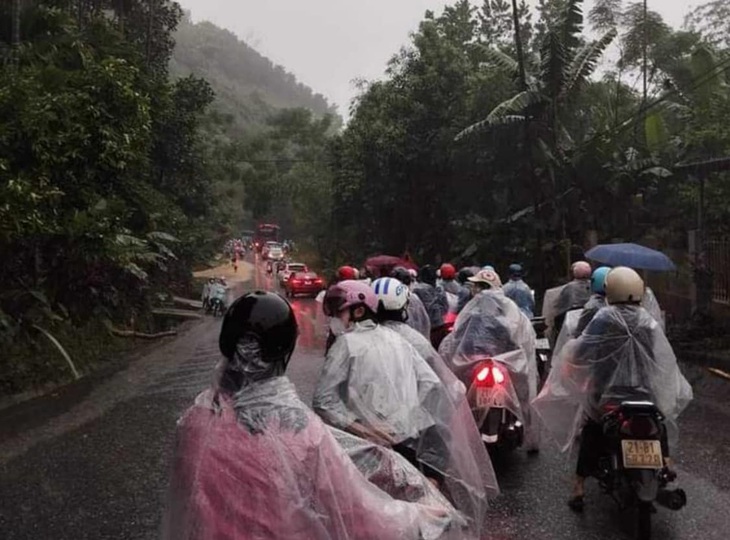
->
[642,0,648,105]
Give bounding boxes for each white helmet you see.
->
[372,277,410,311]
[605,267,644,305]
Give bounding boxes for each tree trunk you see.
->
[511,0,528,91]
[11,0,21,49]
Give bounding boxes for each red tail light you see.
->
[476,366,490,382]
[474,361,505,387]
[620,416,659,438]
[293,279,303,286]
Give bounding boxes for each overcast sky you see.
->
[177,0,708,116]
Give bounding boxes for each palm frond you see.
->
[477,44,519,76]
[561,28,617,101]
[488,90,548,121]
[560,0,584,54]
[455,115,527,141]
[540,31,568,100]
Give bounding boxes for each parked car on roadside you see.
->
[284,271,325,298]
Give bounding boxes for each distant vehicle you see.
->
[254,223,280,252]
[284,271,325,298]
[268,245,285,261]
[262,241,282,260]
[278,262,309,285]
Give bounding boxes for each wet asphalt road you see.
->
[1,257,730,540]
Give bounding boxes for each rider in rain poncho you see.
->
[439,269,541,452]
[542,261,592,346]
[502,263,535,319]
[392,266,431,339]
[164,291,458,540]
[314,281,498,538]
[532,268,693,511]
[412,265,450,348]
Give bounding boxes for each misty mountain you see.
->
[170,13,338,130]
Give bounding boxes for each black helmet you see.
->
[457,268,475,285]
[391,266,412,286]
[219,291,298,361]
[419,265,438,286]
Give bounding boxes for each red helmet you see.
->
[337,265,357,281]
[440,263,457,280]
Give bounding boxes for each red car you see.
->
[284,272,325,298]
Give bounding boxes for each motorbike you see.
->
[208,297,225,318]
[594,389,687,540]
[466,355,524,452]
[530,316,552,385]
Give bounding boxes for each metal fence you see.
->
[707,239,730,304]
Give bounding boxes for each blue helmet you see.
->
[508,263,523,277]
[591,266,612,295]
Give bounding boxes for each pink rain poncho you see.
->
[532,305,693,453]
[438,290,540,450]
[313,321,497,538]
[163,377,459,540]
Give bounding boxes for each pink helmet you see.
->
[572,261,592,280]
[322,280,379,316]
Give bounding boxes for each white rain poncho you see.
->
[313,321,497,538]
[163,376,458,540]
[542,280,591,345]
[553,308,584,360]
[413,283,449,328]
[438,291,540,450]
[643,287,665,330]
[532,305,693,454]
[574,294,607,337]
[503,279,535,319]
[382,320,466,401]
[407,292,432,338]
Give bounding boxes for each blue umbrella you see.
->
[585,243,676,272]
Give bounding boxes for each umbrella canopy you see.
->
[585,243,676,272]
[364,255,418,278]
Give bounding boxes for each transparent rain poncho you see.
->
[313,321,497,538]
[553,308,584,360]
[643,287,665,330]
[532,305,693,454]
[407,293,432,338]
[438,291,540,450]
[163,375,460,540]
[503,279,535,319]
[413,283,449,328]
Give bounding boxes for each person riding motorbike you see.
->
[531,268,693,512]
[163,291,459,540]
[413,265,449,349]
[573,266,611,336]
[543,261,593,346]
[201,278,215,310]
[313,281,497,538]
[456,268,475,313]
[207,278,228,314]
[392,266,431,338]
[369,277,498,525]
[502,264,535,319]
[439,268,541,452]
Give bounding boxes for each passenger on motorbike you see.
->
[392,266,431,338]
[532,268,693,511]
[314,281,497,538]
[207,279,228,313]
[413,265,450,348]
[440,269,541,452]
[574,266,611,336]
[163,292,457,540]
[456,268,475,313]
[502,264,535,318]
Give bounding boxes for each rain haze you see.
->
[177,0,709,117]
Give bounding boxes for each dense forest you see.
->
[0,0,336,393]
[4,0,730,393]
[170,13,338,131]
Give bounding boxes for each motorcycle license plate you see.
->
[535,338,550,350]
[476,388,505,409]
[621,440,664,469]
[305,280,312,285]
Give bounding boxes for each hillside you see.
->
[170,14,338,131]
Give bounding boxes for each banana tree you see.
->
[457,0,616,277]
